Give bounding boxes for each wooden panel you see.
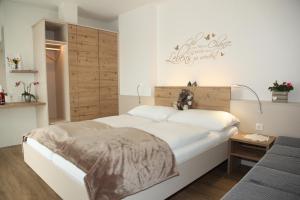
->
[79,94,99,106]
[68,25,118,121]
[69,43,77,51]
[99,101,118,117]
[68,33,77,43]
[77,51,99,66]
[99,30,118,117]
[68,24,102,121]
[68,50,77,65]
[10,69,38,73]
[100,79,118,87]
[70,65,99,73]
[68,24,77,34]
[78,72,99,98]
[100,86,118,96]
[70,107,80,121]
[0,102,45,109]
[99,87,118,99]
[100,63,117,72]
[68,25,77,45]
[99,30,118,72]
[69,68,79,121]
[100,71,117,81]
[68,24,79,122]
[78,105,99,120]
[155,86,231,112]
[77,26,98,46]
[69,43,98,55]
[76,44,98,52]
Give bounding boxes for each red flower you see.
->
[287,82,293,87]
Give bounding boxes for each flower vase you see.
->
[24,95,32,103]
[272,91,288,103]
[14,63,19,69]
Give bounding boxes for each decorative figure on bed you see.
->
[166,32,231,64]
[175,89,194,110]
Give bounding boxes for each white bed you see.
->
[23,86,236,200]
[24,114,237,200]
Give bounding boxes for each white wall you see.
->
[0,48,5,89]
[3,0,57,101]
[58,1,78,24]
[0,0,5,89]
[0,0,118,147]
[158,0,300,102]
[119,4,157,96]
[0,107,37,148]
[118,0,300,138]
[119,0,300,102]
[0,0,57,148]
[78,16,118,31]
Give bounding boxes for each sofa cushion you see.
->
[243,165,300,196]
[257,153,300,175]
[275,136,300,148]
[221,181,300,200]
[222,136,300,200]
[268,144,300,158]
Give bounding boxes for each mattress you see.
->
[26,115,237,185]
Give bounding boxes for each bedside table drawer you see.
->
[231,142,266,162]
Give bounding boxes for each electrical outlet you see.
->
[255,123,264,131]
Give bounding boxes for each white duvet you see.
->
[94,114,209,150]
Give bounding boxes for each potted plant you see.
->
[268,81,294,103]
[15,81,39,102]
[7,56,22,69]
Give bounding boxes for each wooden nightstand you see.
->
[227,132,276,174]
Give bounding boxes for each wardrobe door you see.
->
[68,24,80,121]
[76,26,100,120]
[99,30,118,117]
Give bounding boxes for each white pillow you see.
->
[167,109,240,131]
[128,105,178,121]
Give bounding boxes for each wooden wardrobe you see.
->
[33,20,118,127]
[68,24,118,121]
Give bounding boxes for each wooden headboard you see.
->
[155,86,231,112]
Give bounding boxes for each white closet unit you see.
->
[33,20,69,127]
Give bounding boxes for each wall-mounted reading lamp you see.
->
[231,84,263,114]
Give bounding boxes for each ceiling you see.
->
[12,0,162,21]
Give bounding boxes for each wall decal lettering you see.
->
[166,32,231,64]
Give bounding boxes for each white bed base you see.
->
[23,141,228,200]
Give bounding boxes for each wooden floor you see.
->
[0,145,250,200]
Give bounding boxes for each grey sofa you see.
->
[222,136,300,200]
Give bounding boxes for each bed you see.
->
[23,86,237,200]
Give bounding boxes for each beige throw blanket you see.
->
[24,121,179,200]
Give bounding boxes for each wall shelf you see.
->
[0,102,46,109]
[10,69,38,73]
